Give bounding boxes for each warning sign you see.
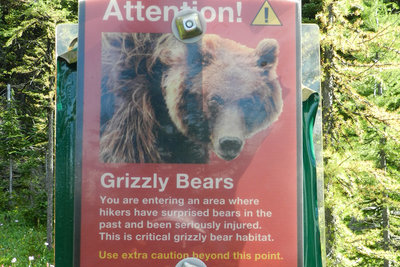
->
[75,0,301,266]
[252,0,282,26]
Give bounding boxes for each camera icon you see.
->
[175,12,204,40]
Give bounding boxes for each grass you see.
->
[0,213,54,267]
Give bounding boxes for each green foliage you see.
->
[0,212,53,266]
[313,0,400,265]
[0,0,77,226]
[302,0,324,23]
[0,1,77,263]
[0,100,28,158]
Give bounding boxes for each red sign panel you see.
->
[76,0,301,266]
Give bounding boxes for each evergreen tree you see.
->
[305,0,400,265]
[0,0,77,245]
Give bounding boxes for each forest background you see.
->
[0,0,399,266]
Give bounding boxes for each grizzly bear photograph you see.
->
[99,32,283,163]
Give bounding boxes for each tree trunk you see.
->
[321,3,335,136]
[46,106,55,248]
[9,159,13,197]
[7,84,13,199]
[383,204,390,267]
[321,46,334,135]
[325,207,334,258]
[380,134,390,267]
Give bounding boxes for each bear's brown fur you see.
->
[100,33,283,163]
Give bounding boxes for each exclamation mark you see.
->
[265,7,269,23]
[237,2,242,23]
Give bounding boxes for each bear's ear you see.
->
[255,39,279,69]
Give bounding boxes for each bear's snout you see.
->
[210,105,246,161]
[218,137,244,161]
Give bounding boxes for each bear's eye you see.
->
[208,95,224,114]
[209,95,224,106]
[258,59,274,69]
[202,53,213,66]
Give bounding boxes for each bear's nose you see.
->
[219,137,243,160]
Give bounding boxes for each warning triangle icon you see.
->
[252,0,282,26]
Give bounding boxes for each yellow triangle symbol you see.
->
[252,0,282,26]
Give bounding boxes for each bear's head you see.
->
[157,34,283,161]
